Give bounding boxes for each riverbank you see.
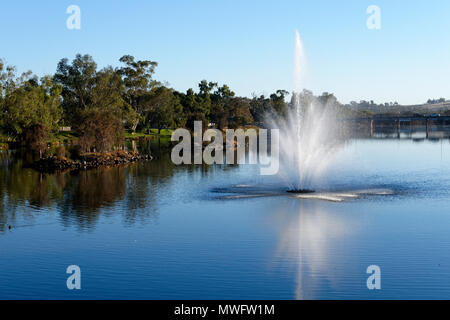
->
[0,129,174,149]
[32,150,152,172]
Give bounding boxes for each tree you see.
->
[0,61,6,129]
[0,60,20,130]
[118,55,158,131]
[211,84,235,129]
[22,124,50,158]
[54,54,97,124]
[318,92,338,106]
[249,90,289,124]
[77,108,124,153]
[74,67,133,152]
[3,74,62,138]
[91,66,137,125]
[146,86,182,133]
[178,88,209,131]
[270,90,288,116]
[250,95,270,124]
[0,59,18,97]
[54,55,135,152]
[226,97,253,128]
[0,65,62,157]
[198,80,216,118]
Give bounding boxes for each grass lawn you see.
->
[1,129,174,146]
[49,131,78,144]
[125,129,174,138]
[0,133,15,143]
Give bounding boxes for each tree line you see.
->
[0,54,303,155]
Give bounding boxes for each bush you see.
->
[77,108,125,152]
[68,145,82,159]
[22,124,49,158]
[55,145,69,159]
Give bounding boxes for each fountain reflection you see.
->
[272,199,361,299]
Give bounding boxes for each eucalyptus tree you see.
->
[76,66,135,152]
[118,55,159,131]
[226,97,253,128]
[210,84,235,129]
[198,80,217,118]
[54,54,141,151]
[2,73,61,134]
[176,88,210,131]
[146,86,184,134]
[0,60,19,130]
[269,89,289,117]
[54,54,97,124]
[2,72,62,157]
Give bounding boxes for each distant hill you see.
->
[346,101,450,117]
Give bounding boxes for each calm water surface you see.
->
[1,135,450,299]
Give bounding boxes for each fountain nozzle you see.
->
[286,189,315,194]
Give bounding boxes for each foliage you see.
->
[250,90,289,124]
[1,69,62,138]
[54,54,97,123]
[22,124,50,158]
[119,55,159,131]
[1,54,362,157]
[146,86,183,133]
[77,108,125,153]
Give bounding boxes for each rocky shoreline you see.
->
[32,151,152,172]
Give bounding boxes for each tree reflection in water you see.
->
[0,137,190,232]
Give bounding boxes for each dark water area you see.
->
[1,128,450,299]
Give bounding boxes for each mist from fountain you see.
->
[268,30,346,191]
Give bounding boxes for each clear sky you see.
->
[1,0,449,105]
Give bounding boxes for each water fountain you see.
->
[268,30,345,193]
[216,31,394,202]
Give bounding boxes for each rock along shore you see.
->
[32,151,152,172]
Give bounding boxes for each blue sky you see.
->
[1,0,449,105]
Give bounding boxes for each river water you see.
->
[1,130,450,299]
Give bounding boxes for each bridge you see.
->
[345,115,450,138]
